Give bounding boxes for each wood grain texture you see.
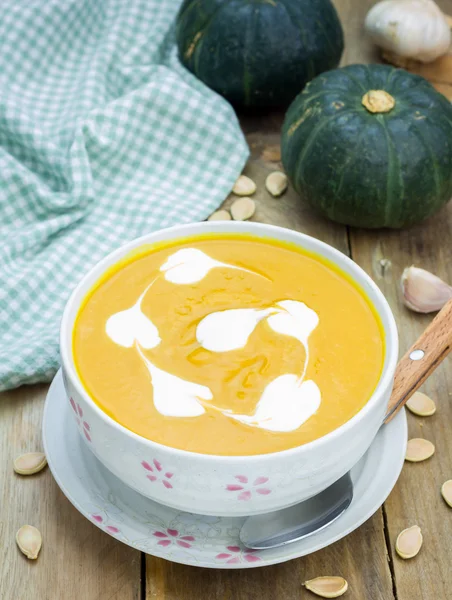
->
[0,385,141,600]
[347,1,452,597]
[146,42,394,594]
[147,513,391,600]
[337,0,379,66]
[2,0,451,598]
[350,208,452,600]
[386,298,452,422]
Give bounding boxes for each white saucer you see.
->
[43,370,407,569]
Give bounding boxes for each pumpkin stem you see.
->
[362,90,395,114]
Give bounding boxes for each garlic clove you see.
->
[401,266,452,313]
[365,0,451,63]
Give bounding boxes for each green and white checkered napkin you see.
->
[0,0,248,391]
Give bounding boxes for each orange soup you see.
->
[73,234,384,455]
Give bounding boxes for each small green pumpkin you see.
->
[176,0,344,107]
[281,64,452,229]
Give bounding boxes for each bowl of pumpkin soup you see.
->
[60,221,398,517]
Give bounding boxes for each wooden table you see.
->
[2,1,452,598]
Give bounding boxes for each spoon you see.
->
[240,298,452,550]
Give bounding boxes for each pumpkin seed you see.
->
[207,209,231,221]
[231,197,256,221]
[14,452,47,475]
[16,525,42,560]
[406,392,436,417]
[395,525,423,559]
[441,480,452,507]
[265,171,288,197]
[261,145,281,162]
[232,175,256,196]
[303,576,348,598]
[405,438,435,462]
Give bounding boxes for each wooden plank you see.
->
[9,0,450,597]
[350,208,452,600]
[147,514,390,600]
[347,0,452,597]
[145,1,396,597]
[0,385,141,600]
[337,0,379,66]
[146,148,394,599]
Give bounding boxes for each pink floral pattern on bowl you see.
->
[70,397,92,442]
[142,459,174,489]
[226,475,271,500]
[216,545,261,564]
[153,529,195,548]
[91,514,120,535]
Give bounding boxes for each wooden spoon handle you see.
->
[385,298,452,423]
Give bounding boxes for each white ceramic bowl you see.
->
[60,221,398,517]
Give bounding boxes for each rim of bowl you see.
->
[60,221,399,462]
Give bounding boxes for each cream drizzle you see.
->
[196,307,278,352]
[229,377,321,432]
[104,249,322,432]
[105,280,160,349]
[137,346,211,418]
[160,248,260,284]
[196,300,320,432]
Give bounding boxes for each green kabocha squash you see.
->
[176,0,344,107]
[281,64,452,229]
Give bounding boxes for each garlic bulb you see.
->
[401,266,452,313]
[365,0,451,63]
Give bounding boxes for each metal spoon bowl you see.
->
[240,472,353,549]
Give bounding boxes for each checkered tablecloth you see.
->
[0,0,248,391]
